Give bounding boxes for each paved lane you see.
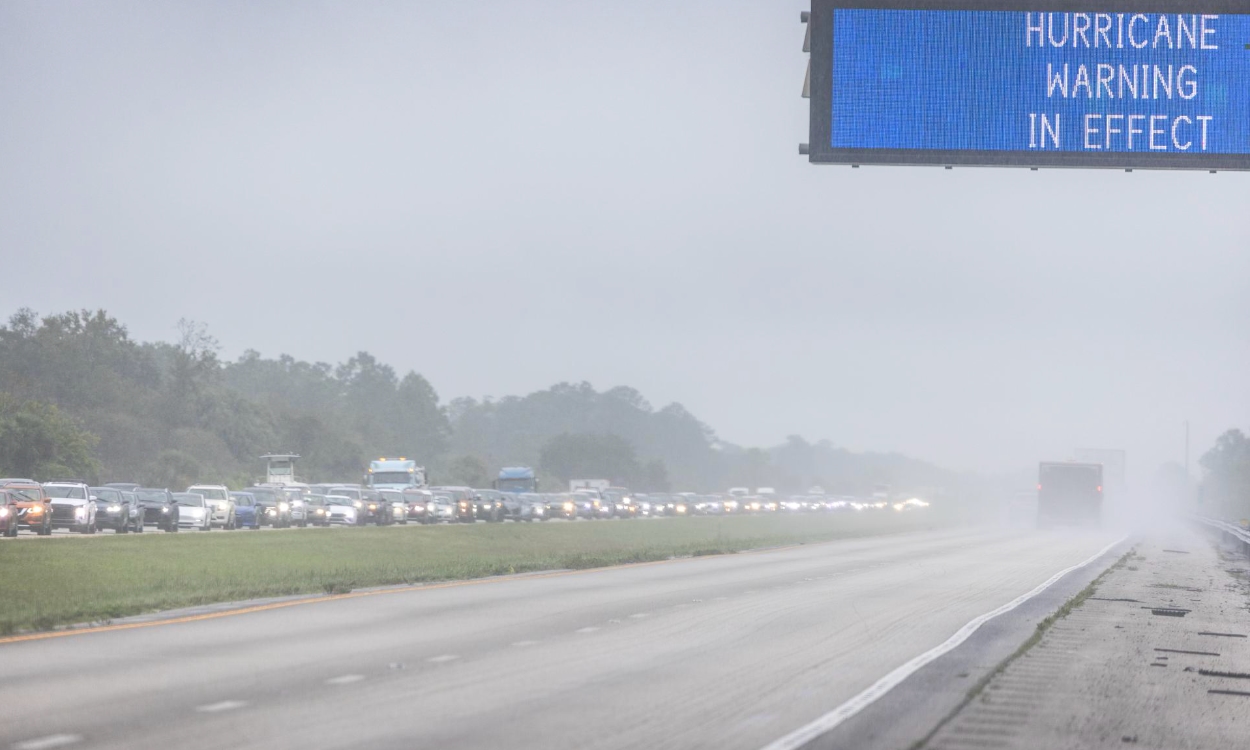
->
[0,527,1119,750]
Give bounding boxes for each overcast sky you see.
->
[2,1,1246,482]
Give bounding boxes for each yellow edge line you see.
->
[0,542,808,646]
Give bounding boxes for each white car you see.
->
[187,485,236,529]
[43,481,98,534]
[326,495,358,526]
[174,493,212,531]
[427,496,457,523]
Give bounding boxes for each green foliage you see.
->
[1200,428,1250,519]
[0,308,966,497]
[0,395,101,480]
[539,432,643,486]
[440,455,491,488]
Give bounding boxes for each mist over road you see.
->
[0,528,1119,750]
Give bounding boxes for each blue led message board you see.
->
[806,1,1250,169]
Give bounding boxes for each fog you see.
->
[2,0,1246,483]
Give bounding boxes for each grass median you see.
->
[0,513,939,635]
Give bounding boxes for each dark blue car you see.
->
[229,492,262,530]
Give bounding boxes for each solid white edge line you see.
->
[13,735,83,750]
[757,536,1128,750]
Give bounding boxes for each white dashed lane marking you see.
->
[575,626,600,634]
[196,700,246,713]
[13,735,83,750]
[325,674,365,685]
[427,654,460,664]
[629,613,650,619]
[511,640,539,647]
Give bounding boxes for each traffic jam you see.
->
[0,457,929,537]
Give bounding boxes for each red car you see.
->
[0,489,18,537]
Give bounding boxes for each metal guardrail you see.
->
[1195,515,1250,546]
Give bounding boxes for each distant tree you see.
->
[1201,429,1250,519]
[443,455,490,488]
[641,459,670,492]
[144,449,203,491]
[0,395,101,481]
[539,433,642,486]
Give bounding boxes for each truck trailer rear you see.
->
[1037,461,1103,527]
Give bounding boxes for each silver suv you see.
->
[186,485,236,529]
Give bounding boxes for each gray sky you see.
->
[2,1,1246,481]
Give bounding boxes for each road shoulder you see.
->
[919,529,1250,750]
[803,535,1132,750]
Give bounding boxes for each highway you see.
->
[0,527,1121,750]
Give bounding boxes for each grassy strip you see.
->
[909,548,1133,750]
[0,513,936,635]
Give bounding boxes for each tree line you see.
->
[0,308,967,496]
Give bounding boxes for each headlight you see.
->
[75,507,86,517]
[267,508,277,515]
[107,504,122,513]
[278,502,290,512]
[534,507,544,514]
[353,501,362,509]
[0,507,9,518]
[563,503,574,512]
[162,507,170,514]
[29,505,43,514]
[368,504,377,511]
[315,509,325,515]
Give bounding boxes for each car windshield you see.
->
[91,488,122,502]
[174,494,203,507]
[135,491,168,503]
[44,485,87,499]
[305,496,326,506]
[326,496,352,505]
[190,487,227,500]
[231,495,253,506]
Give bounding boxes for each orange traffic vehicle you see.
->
[0,478,53,535]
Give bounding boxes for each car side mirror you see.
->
[89,495,98,502]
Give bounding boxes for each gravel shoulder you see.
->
[922,526,1250,750]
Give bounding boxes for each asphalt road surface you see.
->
[0,527,1120,750]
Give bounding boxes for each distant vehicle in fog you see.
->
[303,494,332,526]
[0,489,20,537]
[1037,462,1103,527]
[187,485,236,530]
[495,467,538,494]
[377,490,411,524]
[44,481,98,534]
[326,494,358,525]
[91,486,143,533]
[368,458,427,491]
[0,480,53,535]
[248,486,293,527]
[134,488,179,532]
[229,491,263,530]
[173,493,212,531]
